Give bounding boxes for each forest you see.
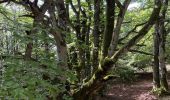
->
[0,0,170,100]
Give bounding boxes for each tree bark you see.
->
[85,0,92,78]
[158,0,168,90]
[153,21,160,89]
[92,0,101,73]
[24,31,33,60]
[108,0,131,56]
[102,0,115,58]
[24,18,39,60]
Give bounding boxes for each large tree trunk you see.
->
[159,32,168,90]
[92,0,101,73]
[159,25,168,90]
[85,0,92,78]
[102,0,115,58]
[159,0,168,90]
[152,0,168,91]
[80,6,88,79]
[153,21,160,89]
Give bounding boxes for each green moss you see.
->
[152,87,170,96]
[84,75,96,87]
[103,74,118,80]
[104,57,112,64]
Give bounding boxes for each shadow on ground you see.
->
[95,71,170,100]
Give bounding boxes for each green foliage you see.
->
[129,55,152,71]
[0,55,74,99]
[112,67,135,83]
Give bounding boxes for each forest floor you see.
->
[97,65,170,100]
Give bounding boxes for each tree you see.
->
[0,0,168,99]
[73,0,162,99]
[153,0,168,92]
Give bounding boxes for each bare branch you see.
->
[119,21,147,42]
[129,49,153,56]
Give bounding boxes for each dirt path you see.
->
[105,79,158,100]
[96,73,170,100]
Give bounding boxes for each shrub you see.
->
[112,67,136,83]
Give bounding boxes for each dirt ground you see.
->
[96,72,170,100]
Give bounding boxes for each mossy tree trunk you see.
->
[152,0,168,91]
[158,0,168,90]
[70,0,89,80]
[85,0,92,78]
